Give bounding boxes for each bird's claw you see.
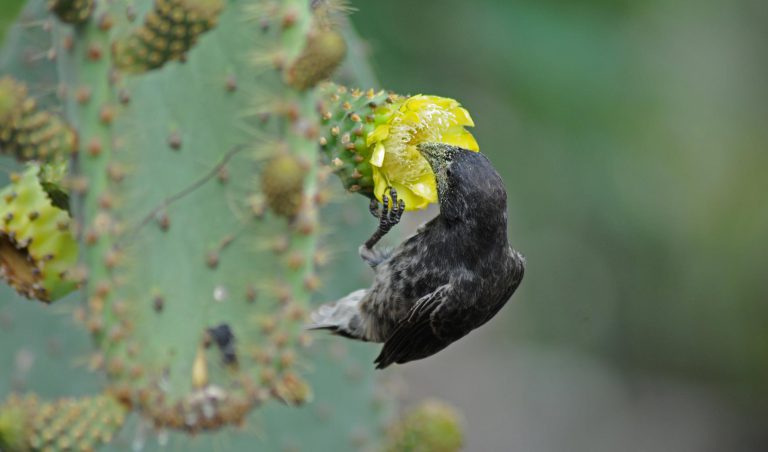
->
[378,187,405,234]
[369,197,381,219]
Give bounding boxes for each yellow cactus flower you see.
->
[366,94,479,210]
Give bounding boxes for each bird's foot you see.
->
[363,187,405,250]
[375,187,405,234]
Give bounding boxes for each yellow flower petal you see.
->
[366,124,389,146]
[453,107,475,127]
[364,93,479,210]
[372,166,387,201]
[441,129,479,151]
[404,96,429,112]
[425,95,456,110]
[370,142,386,167]
[391,182,429,210]
[408,174,437,201]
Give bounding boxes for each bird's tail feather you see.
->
[306,289,368,341]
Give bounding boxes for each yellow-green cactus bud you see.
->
[0,77,77,162]
[48,0,95,24]
[113,0,225,73]
[261,153,306,220]
[0,394,127,452]
[384,400,464,452]
[0,394,35,452]
[285,27,347,91]
[0,164,78,302]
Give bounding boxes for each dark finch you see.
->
[309,143,525,368]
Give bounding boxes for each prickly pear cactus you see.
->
[0,0,467,449]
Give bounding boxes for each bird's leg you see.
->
[359,187,405,266]
[365,187,405,248]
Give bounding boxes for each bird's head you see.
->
[417,142,463,201]
[418,142,508,220]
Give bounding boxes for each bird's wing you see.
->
[480,247,525,317]
[373,284,451,369]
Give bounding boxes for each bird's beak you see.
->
[417,142,446,167]
[417,142,440,159]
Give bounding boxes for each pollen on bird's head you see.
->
[417,142,458,172]
[417,143,477,201]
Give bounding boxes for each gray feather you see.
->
[307,289,368,340]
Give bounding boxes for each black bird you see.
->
[309,143,525,368]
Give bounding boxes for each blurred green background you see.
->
[352,0,768,450]
[2,0,768,450]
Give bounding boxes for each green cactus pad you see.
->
[0,0,394,448]
[0,164,78,302]
[48,0,94,24]
[0,77,77,162]
[113,0,225,73]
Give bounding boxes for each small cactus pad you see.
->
[384,400,464,452]
[0,393,127,452]
[0,77,77,162]
[317,84,394,197]
[48,0,95,24]
[0,164,78,302]
[113,0,225,73]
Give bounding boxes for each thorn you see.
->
[75,86,92,104]
[168,131,182,150]
[99,105,115,125]
[206,251,219,269]
[217,165,229,184]
[304,274,321,292]
[153,295,164,312]
[98,13,114,31]
[87,138,102,156]
[156,211,170,231]
[87,43,103,61]
[225,74,237,92]
[282,9,298,28]
[98,194,113,209]
[246,285,257,303]
[118,88,130,105]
